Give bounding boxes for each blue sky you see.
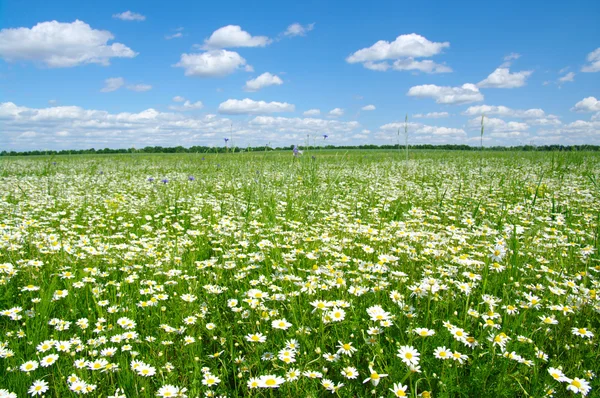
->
[1,0,599,150]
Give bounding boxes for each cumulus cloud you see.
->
[0,101,235,150]
[284,23,315,37]
[127,84,152,92]
[361,105,376,111]
[244,72,283,91]
[500,52,521,67]
[218,99,295,114]
[173,96,185,102]
[407,83,483,105]
[328,108,344,117]
[347,34,451,74]
[363,58,452,73]
[347,33,449,63]
[582,48,600,72]
[100,77,125,92]
[468,116,529,133]
[101,78,151,92]
[168,100,204,111]
[112,11,146,21]
[0,20,137,67]
[202,25,270,49]
[463,105,552,119]
[379,121,466,143]
[249,116,359,134]
[558,72,575,83]
[572,97,600,113]
[413,112,449,119]
[478,68,533,88]
[303,109,320,116]
[174,50,248,77]
[165,32,183,40]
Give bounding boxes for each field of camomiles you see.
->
[1,150,599,398]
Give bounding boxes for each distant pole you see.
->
[480,114,485,174]
[405,114,409,162]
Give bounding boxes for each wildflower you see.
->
[20,360,39,373]
[156,385,185,397]
[202,373,221,387]
[548,367,570,383]
[28,380,49,396]
[257,375,285,388]
[245,333,267,343]
[397,346,420,366]
[341,366,359,379]
[572,328,594,338]
[363,366,388,386]
[414,327,435,337]
[566,378,591,396]
[434,346,452,360]
[40,354,59,367]
[247,377,261,389]
[271,319,292,330]
[336,341,357,357]
[390,382,409,397]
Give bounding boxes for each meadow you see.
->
[0,150,599,397]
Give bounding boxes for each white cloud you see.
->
[572,97,600,112]
[413,112,449,119]
[361,105,376,111]
[463,105,550,119]
[346,33,449,63]
[244,72,283,91]
[174,50,248,77]
[468,117,529,132]
[364,58,451,73]
[392,58,452,73]
[328,108,344,117]
[169,100,203,111]
[100,77,125,92]
[303,109,320,116]
[407,83,483,105]
[218,99,295,115]
[112,11,146,21]
[165,32,183,40]
[249,116,358,134]
[558,72,575,83]
[380,121,466,139]
[478,68,533,88]
[500,52,521,67]
[582,48,600,72]
[284,23,315,37]
[173,96,185,102]
[127,84,152,92]
[0,20,137,67]
[489,131,528,138]
[0,101,238,150]
[202,25,270,49]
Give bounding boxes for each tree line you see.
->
[2,144,600,157]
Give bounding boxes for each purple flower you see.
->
[224,138,230,143]
[99,171,104,175]
[323,134,328,139]
[147,177,155,182]
[293,145,303,157]
[161,178,169,184]
[201,157,205,161]
[52,162,57,165]
[188,176,195,181]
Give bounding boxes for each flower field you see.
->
[1,150,599,397]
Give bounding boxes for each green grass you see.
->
[0,150,599,397]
